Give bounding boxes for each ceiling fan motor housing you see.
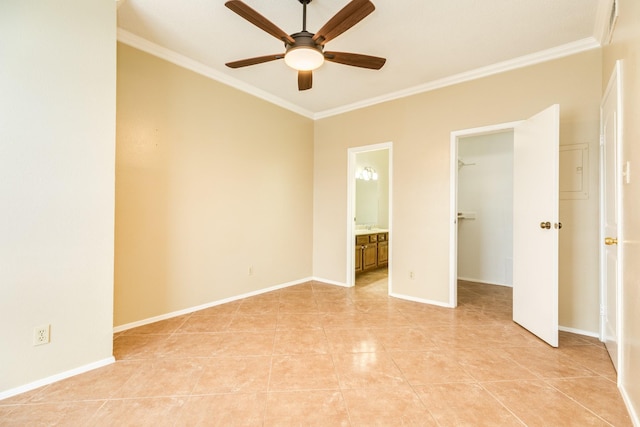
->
[286,31,322,52]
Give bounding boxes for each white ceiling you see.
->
[117,0,604,118]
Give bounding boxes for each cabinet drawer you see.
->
[356,236,369,245]
[369,234,377,243]
[377,233,386,242]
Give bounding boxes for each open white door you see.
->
[601,62,622,371]
[513,104,560,347]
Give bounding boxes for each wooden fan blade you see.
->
[312,0,375,45]
[298,70,312,91]
[324,51,386,69]
[225,1,295,44]
[226,54,283,68]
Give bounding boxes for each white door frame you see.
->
[599,60,624,377]
[347,142,393,289]
[449,122,522,307]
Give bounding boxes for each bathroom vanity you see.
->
[355,230,388,273]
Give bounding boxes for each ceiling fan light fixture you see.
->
[224,0,384,90]
[284,46,324,71]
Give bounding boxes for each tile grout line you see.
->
[476,381,529,427]
[544,378,618,427]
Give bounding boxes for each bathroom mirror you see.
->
[356,179,378,225]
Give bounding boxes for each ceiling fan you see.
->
[224,0,386,91]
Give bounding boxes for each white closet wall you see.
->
[458,132,513,286]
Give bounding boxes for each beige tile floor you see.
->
[0,270,632,426]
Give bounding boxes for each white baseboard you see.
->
[457,276,512,287]
[114,276,315,333]
[311,277,349,287]
[619,385,640,427]
[558,325,599,338]
[0,357,115,401]
[389,291,454,308]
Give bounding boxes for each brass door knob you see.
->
[540,221,551,229]
[604,237,618,245]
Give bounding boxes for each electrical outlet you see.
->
[248,266,254,276]
[33,324,50,346]
[409,271,415,279]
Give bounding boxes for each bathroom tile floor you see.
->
[0,271,632,426]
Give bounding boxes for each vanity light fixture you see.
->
[356,166,378,181]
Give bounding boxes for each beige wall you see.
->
[115,44,314,327]
[602,0,640,422]
[0,1,116,394]
[314,50,602,332]
[4,2,637,416]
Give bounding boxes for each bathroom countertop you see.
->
[354,228,389,235]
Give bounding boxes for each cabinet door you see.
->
[363,244,378,270]
[356,236,369,246]
[355,245,363,272]
[377,241,388,266]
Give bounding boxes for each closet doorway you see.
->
[449,105,561,347]
[455,131,514,320]
[457,131,514,289]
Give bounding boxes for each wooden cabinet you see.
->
[377,240,388,266]
[355,231,388,273]
[355,235,369,273]
[363,243,378,269]
[354,236,365,272]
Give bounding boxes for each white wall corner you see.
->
[593,0,617,45]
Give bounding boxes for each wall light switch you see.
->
[623,161,631,184]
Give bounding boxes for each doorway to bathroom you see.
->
[347,143,392,292]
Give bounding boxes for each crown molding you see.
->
[117,29,600,121]
[116,29,315,119]
[313,37,601,120]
